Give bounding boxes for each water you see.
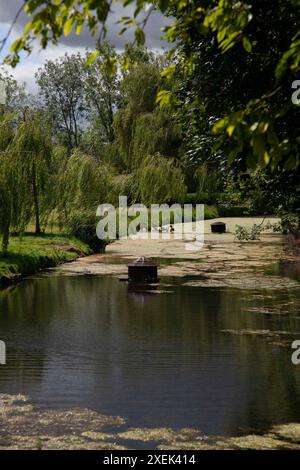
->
[1,273,300,436]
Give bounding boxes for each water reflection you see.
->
[266,261,300,282]
[0,275,300,436]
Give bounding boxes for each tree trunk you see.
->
[32,161,41,235]
[2,208,11,254]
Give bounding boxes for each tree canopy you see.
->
[2,0,299,172]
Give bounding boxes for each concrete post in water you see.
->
[128,257,158,284]
[211,221,226,234]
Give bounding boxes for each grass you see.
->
[0,233,91,285]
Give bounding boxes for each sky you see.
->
[0,0,169,93]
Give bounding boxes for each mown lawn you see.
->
[0,234,91,283]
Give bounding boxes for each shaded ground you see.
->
[1,395,300,450]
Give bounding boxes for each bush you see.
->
[234,224,264,241]
[218,205,251,217]
[277,211,300,234]
[203,205,219,219]
[67,212,107,253]
[185,192,225,205]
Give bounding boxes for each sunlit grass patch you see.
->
[0,234,91,282]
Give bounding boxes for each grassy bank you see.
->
[0,234,92,288]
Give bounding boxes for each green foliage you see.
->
[67,211,107,253]
[113,59,181,172]
[185,192,224,206]
[137,154,187,205]
[4,1,300,173]
[218,205,250,217]
[174,0,300,172]
[0,111,14,151]
[0,69,27,112]
[59,149,111,221]
[0,234,91,283]
[203,205,219,220]
[36,53,85,148]
[234,224,264,241]
[83,44,120,145]
[276,210,300,234]
[203,1,253,53]
[12,114,54,234]
[194,164,219,194]
[234,220,285,240]
[109,173,137,205]
[0,112,35,250]
[185,193,248,217]
[224,167,300,217]
[132,108,182,168]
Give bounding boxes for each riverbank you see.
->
[1,394,300,450]
[0,234,91,288]
[56,217,300,290]
[1,217,291,291]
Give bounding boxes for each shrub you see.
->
[218,205,250,217]
[234,224,264,241]
[277,211,299,235]
[203,205,219,220]
[185,192,225,205]
[67,212,107,253]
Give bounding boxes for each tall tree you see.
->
[58,149,111,222]
[0,111,29,251]
[36,54,85,149]
[0,112,15,252]
[84,45,120,145]
[173,0,300,173]
[0,69,27,113]
[12,113,53,234]
[113,60,162,170]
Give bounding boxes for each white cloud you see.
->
[2,30,89,93]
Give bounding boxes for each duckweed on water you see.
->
[1,395,300,450]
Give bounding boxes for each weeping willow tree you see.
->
[109,173,137,206]
[12,114,53,234]
[113,62,161,171]
[0,151,15,252]
[60,149,112,220]
[194,164,219,195]
[0,113,15,252]
[132,108,182,169]
[0,112,29,251]
[137,154,187,206]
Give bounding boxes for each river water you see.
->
[1,272,300,436]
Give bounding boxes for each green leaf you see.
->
[85,51,99,66]
[227,124,235,137]
[156,90,172,107]
[64,18,74,36]
[134,28,145,46]
[75,21,84,35]
[242,37,252,53]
